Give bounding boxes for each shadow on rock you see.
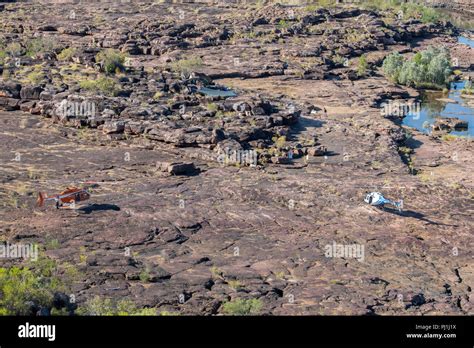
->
[298,116,325,128]
[324,150,339,157]
[404,137,424,150]
[383,207,458,227]
[78,204,121,214]
[289,116,325,138]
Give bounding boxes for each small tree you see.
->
[170,56,203,76]
[76,296,157,316]
[382,52,404,82]
[25,37,58,58]
[79,76,120,96]
[57,47,76,61]
[222,298,263,315]
[382,47,451,89]
[0,257,78,315]
[95,49,126,74]
[357,54,368,77]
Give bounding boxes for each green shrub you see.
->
[160,311,180,316]
[57,47,76,61]
[26,71,45,84]
[170,56,203,75]
[227,280,243,290]
[332,54,347,67]
[153,91,164,100]
[382,52,404,82]
[0,50,7,65]
[441,134,462,141]
[272,135,286,149]
[2,68,11,80]
[419,7,444,23]
[206,103,219,112]
[316,0,337,7]
[359,1,444,23]
[398,146,413,155]
[357,54,368,77]
[25,37,57,58]
[46,238,60,250]
[6,42,23,57]
[95,49,126,74]
[304,4,318,12]
[0,257,76,315]
[222,298,263,315]
[362,0,401,11]
[400,3,445,23]
[139,267,151,282]
[0,267,51,315]
[461,81,474,95]
[277,19,291,30]
[382,47,451,89]
[25,65,46,84]
[210,266,223,279]
[79,76,120,96]
[76,296,157,316]
[0,40,6,64]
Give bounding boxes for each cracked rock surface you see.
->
[0,1,472,315]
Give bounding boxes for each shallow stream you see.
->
[401,36,474,137]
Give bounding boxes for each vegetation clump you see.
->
[79,76,120,96]
[461,81,474,95]
[25,37,58,58]
[357,54,368,77]
[170,56,203,75]
[5,42,24,57]
[303,0,445,23]
[95,49,126,74]
[57,47,77,61]
[25,64,46,84]
[362,0,445,23]
[76,296,157,316]
[0,257,78,315]
[221,298,263,315]
[0,40,7,64]
[382,47,452,89]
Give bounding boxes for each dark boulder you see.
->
[20,86,43,100]
[0,82,21,99]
